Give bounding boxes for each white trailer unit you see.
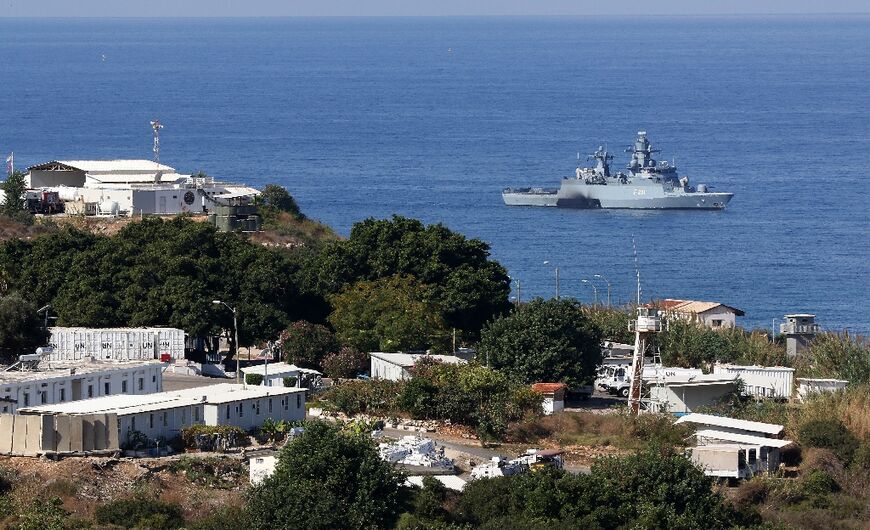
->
[48,327,186,361]
[712,364,794,399]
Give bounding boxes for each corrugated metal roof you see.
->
[695,429,793,448]
[0,359,161,384]
[675,413,784,436]
[28,160,176,173]
[369,353,467,368]
[714,363,795,373]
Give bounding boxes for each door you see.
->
[159,196,167,214]
[71,380,82,401]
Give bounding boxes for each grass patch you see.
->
[168,456,244,490]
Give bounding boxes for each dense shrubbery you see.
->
[245,373,264,386]
[798,419,860,465]
[168,456,244,489]
[321,360,541,441]
[94,496,185,530]
[279,320,339,370]
[180,424,248,449]
[448,448,746,529]
[796,332,870,384]
[658,319,788,368]
[247,420,405,530]
[478,298,602,388]
[321,346,368,378]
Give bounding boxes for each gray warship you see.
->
[503,132,733,210]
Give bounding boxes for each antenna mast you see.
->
[150,120,163,164]
[632,236,642,304]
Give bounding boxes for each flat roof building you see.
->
[712,364,795,400]
[240,362,321,388]
[647,374,739,414]
[18,383,305,447]
[0,359,163,414]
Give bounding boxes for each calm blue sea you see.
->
[1,16,868,333]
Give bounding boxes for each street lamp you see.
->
[36,304,52,333]
[581,279,598,305]
[593,274,612,307]
[543,261,560,300]
[213,300,240,386]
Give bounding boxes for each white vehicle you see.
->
[378,436,454,470]
[597,364,703,397]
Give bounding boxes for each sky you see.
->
[2,0,869,17]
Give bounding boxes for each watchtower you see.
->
[628,307,662,415]
[780,314,820,356]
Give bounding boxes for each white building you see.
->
[647,374,739,414]
[712,364,795,400]
[25,160,259,217]
[369,353,467,381]
[795,378,849,402]
[19,383,306,445]
[658,299,745,329]
[677,414,793,479]
[0,359,163,414]
[531,383,566,415]
[240,362,322,388]
[48,327,186,362]
[249,449,279,485]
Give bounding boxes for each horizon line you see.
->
[2,12,870,19]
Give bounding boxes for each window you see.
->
[138,378,144,391]
[283,398,288,411]
[149,414,154,429]
[104,382,111,395]
[1,406,7,413]
[239,404,244,418]
[760,447,768,463]
[194,407,200,421]
[163,413,168,427]
[40,392,47,404]
[132,417,136,430]
[712,319,723,327]
[297,394,301,409]
[268,399,273,414]
[87,385,93,398]
[23,393,29,407]
[152,375,156,383]
[60,388,66,402]
[226,405,231,420]
[748,449,757,466]
[256,400,260,415]
[122,380,128,393]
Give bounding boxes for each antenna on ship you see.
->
[150,120,164,164]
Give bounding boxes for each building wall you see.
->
[249,455,277,485]
[116,392,306,444]
[370,357,410,381]
[0,364,163,414]
[48,327,185,361]
[27,169,86,188]
[650,383,737,414]
[712,366,794,399]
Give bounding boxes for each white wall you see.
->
[250,455,277,485]
[0,364,163,414]
[697,307,737,328]
[370,357,410,381]
[712,366,794,399]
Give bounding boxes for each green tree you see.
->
[1,170,28,218]
[247,420,405,530]
[12,498,69,530]
[313,216,511,339]
[0,292,49,363]
[477,298,602,388]
[328,275,449,353]
[321,347,368,379]
[279,320,339,369]
[258,184,304,220]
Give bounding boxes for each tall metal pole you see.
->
[517,280,521,305]
[233,309,240,386]
[581,279,597,305]
[594,274,612,307]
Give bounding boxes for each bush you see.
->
[180,424,248,449]
[94,497,185,530]
[798,419,859,465]
[801,469,839,497]
[282,375,297,387]
[279,321,338,370]
[168,456,244,489]
[321,347,368,379]
[320,379,403,417]
[851,443,870,470]
[186,505,249,530]
[245,373,264,386]
[10,498,68,530]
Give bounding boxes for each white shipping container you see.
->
[47,327,186,361]
[712,364,794,399]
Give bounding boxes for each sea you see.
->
[1,16,868,333]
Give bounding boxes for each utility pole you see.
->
[594,274,612,307]
[213,300,240,386]
[150,120,163,164]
